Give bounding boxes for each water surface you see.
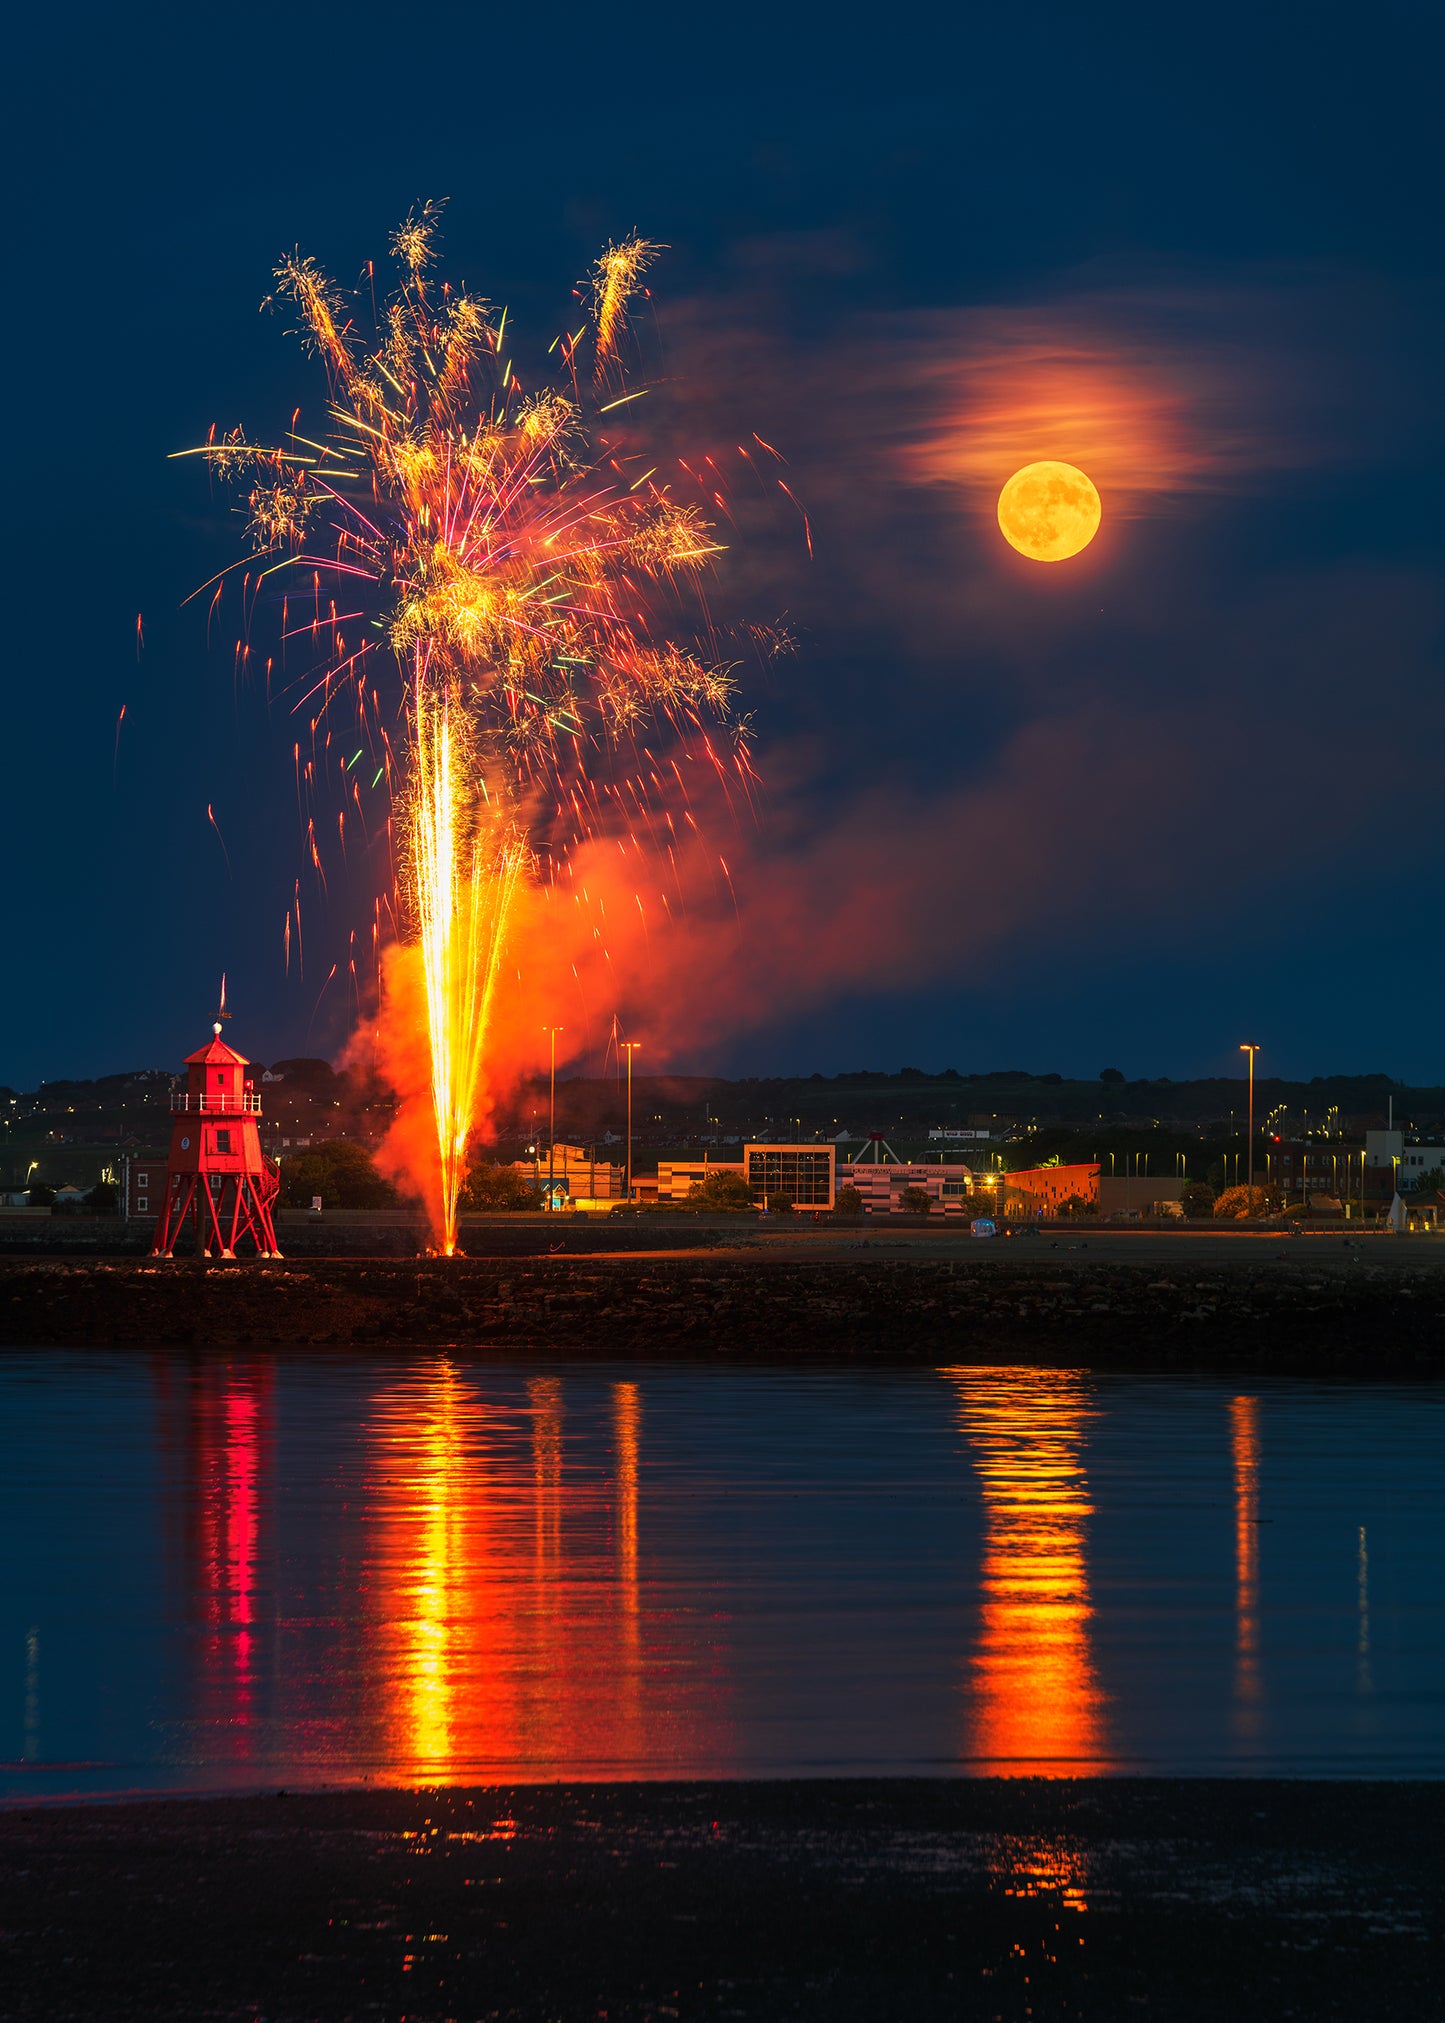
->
[2,1354,1441,1796]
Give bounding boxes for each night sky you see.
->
[6,0,1440,1092]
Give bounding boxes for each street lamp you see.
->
[543,1026,564,1208]
[1239,1044,1261,1204]
[621,1041,642,1200]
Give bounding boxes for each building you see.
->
[1364,1131,1445,1191]
[523,1142,626,1204]
[656,1145,837,1210]
[1002,1164,1098,1217]
[743,1143,835,1209]
[1399,1145,1445,1189]
[1269,1140,1374,1206]
[1095,1173,1185,1218]
[1001,1164,1186,1219]
[1364,1131,1445,1187]
[837,1158,980,1215]
[1268,1134,1443,1205]
[124,1154,168,1221]
[656,1158,744,1202]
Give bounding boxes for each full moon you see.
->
[997,461,1102,562]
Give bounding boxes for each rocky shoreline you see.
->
[2,1251,1442,1370]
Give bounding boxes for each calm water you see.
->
[1,1353,1441,1797]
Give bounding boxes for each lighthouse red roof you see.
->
[184,1031,250,1069]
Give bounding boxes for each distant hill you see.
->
[489,1067,1444,1145]
[7,1060,1438,1188]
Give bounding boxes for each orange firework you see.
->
[181,205,763,1249]
[408,696,525,1252]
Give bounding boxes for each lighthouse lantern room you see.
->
[151,1024,282,1259]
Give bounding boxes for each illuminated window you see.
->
[746,1149,833,1205]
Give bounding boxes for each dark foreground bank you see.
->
[1,1781,1438,2021]
[2,1249,1443,1369]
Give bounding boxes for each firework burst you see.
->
[183,206,767,1248]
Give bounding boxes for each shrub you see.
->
[900,1185,932,1215]
[459,1162,544,1211]
[85,1180,120,1214]
[1180,1179,1216,1219]
[1213,1183,1280,1220]
[27,1184,56,1207]
[765,1192,794,1215]
[685,1169,755,1212]
[278,1141,397,1209]
[834,1184,864,1217]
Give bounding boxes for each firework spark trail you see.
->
[186,208,779,1245]
[411,692,525,1252]
[207,803,232,877]
[592,238,663,375]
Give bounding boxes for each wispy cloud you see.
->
[521,259,1443,1070]
[883,278,1375,515]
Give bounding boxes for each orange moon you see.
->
[997,461,1102,562]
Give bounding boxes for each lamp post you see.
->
[543,1026,563,1208]
[1239,1044,1260,1205]
[621,1042,642,1200]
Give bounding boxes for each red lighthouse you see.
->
[151,1024,282,1259]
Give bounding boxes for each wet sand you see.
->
[1,1780,1438,2020]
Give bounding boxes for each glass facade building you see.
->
[745,1146,835,1208]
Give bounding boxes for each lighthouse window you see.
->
[215,1130,232,1154]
